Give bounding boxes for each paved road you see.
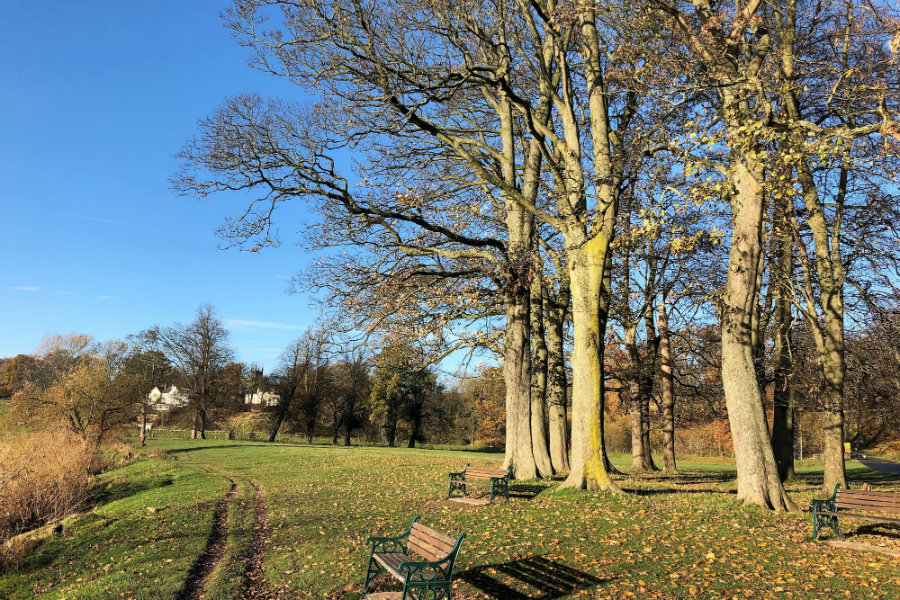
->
[858,456,900,475]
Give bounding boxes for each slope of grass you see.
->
[163,440,900,599]
[3,439,900,599]
[0,450,228,600]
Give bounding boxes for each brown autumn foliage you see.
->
[0,430,96,566]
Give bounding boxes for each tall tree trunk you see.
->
[641,283,660,471]
[658,300,678,474]
[268,397,291,443]
[502,286,536,479]
[305,416,316,444]
[562,239,619,491]
[546,290,570,473]
[771,194,796,481]
[720,142,794,510]
[498,93,539,480]
[625,323,648,471]
[779,0,846,493]
[385,412,398,447]
[530,255,554,476]
[598,256,621,476]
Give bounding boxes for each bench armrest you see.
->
[366,516,420,554]
[366,534,408,552]
[810,484,840,513]
[397,557,453,582]
[448,464,469,481]
[809,498,834,512]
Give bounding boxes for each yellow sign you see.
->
[844,442,852,453]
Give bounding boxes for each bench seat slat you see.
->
[409,533,454,557]
[835,499,900,514]
[374,552,409,580]
[836,489,900,499]
[837,491,900,504]
[411,523,456,547]
[818,510,900,525]
[467,469,508,479]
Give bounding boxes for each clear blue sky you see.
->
[1,0,320,371]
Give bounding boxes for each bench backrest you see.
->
[835,488,900,514]
[466,466,510,480]
[408,522,462,562]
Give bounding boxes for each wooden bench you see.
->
[447,463,513,503]
[811,484,900,540]
[364,516,465,599]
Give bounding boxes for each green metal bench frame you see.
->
[811,484,900,540]
[810,484,842,540]
[446,464,513,503]
[364,516,465,600]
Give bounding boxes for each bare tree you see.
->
[158,305,234,439]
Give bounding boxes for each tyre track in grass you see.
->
[241,480,272,600]
[177,476,238,600]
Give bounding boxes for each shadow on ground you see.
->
[92,474,174,506]
[459,555,605,599]
[165,444,258,455]
[618,470,738,496]
[795,466,900,489]
[509,483,552,499]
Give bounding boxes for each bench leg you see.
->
[364,555,385,595]
[403,582,452,600]
[832,516,841,540]
[812,507,820,540]
[447,479,467,499]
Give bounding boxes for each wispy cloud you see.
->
[9,286,42,292]
[70,214,128,226]
[224,318,304,331]
[241,347,284,353]
[96,295,114,300]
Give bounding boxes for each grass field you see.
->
[2,440,900,599]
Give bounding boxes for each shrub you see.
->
[226,412,270,440]
[0,431,96,549]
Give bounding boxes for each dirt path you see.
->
[241,480,272,600]
[177,477,239,600]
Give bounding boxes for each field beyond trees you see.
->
[2,441,900,599]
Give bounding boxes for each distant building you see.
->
[148,385,190,412]
[244,389,280,408]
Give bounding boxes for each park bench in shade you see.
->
[811,484,900,540]
[364,516,465,600]
[447,463,513,503]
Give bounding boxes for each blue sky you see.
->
[1,1,321,370]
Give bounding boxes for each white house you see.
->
[148,385,190,412]
[244,389,280,408]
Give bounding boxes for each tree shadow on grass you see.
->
[618,471,738,496]
[847,523,900,539]
[166,444,259,455]
[795,467,900,490]
[92,474,174,506]
[509,483,552,499]
[458,555,605,599]
[621,487,737,496]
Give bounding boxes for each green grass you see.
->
[4,440,900,599]
[0,450,229,599]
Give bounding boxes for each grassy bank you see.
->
[2,440,899,599]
